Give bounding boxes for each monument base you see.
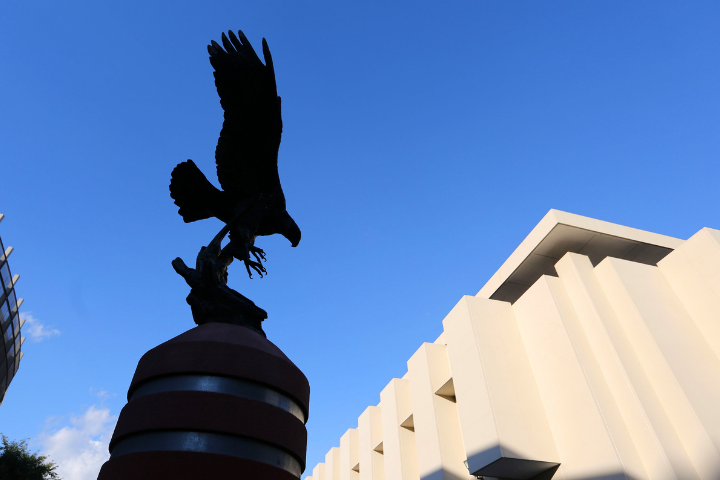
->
[97,323,309,480]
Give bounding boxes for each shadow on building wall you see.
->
[415,444,648,480]
[420,466,635,480]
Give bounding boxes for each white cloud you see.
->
[89,388,114,402]
[37,405,117,480]
[21,312,61,342]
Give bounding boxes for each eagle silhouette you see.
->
[170,30,301,278]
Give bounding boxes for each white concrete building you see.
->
[306,210,720,480]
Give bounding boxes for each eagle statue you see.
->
[169,30,300,332]
[170,30,300,279]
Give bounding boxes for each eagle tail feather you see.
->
[170,160,223,223]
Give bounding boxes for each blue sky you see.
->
[1,1,720,478]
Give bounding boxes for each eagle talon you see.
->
[250,246,266,263]
[245,258,267,278]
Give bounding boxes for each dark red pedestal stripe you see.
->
[110,391,307,464]
[129,341,309,416]
[97,451,299,480]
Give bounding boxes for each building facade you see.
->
[0,214,24,406]
[306,210,720,480]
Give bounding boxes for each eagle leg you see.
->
[245,258,267,279]
[250,246,266,263]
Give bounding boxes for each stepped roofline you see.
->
[477,209,684,304]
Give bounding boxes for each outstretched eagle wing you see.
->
[208,31,283,200]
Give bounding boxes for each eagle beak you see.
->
[283,213,301,247]
[290,230,300,247]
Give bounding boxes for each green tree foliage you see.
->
[0,435,60,480]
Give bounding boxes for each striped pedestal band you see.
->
[130,374,306,423]
[110,431,302,477]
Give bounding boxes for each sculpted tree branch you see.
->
[172,216,267,335]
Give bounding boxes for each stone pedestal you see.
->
[97,323,309,480]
